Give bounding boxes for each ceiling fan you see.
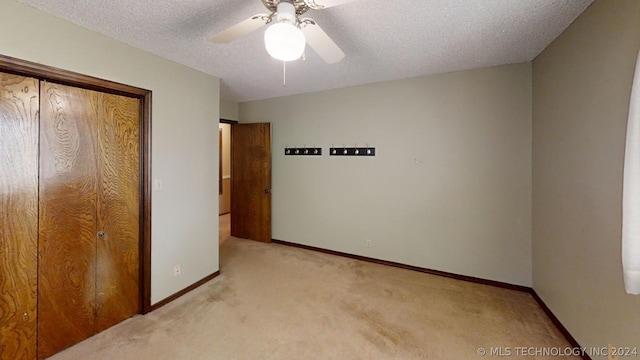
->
[209,0,356,64]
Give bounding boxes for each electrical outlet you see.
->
[366,239,372,248]
[173,265,181,277]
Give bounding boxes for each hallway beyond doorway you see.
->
[219,214,230,244]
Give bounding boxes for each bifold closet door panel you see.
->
[95,92,140,332]
[38,82,99,359]
[0,73,39,359]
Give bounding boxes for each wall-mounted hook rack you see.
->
[285,147,322,156]
[329,147,376,156]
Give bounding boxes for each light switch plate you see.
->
[154,178,163,191]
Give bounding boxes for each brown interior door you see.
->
[231,123,272,242]
[0,73,39,359]
[38,82,141,358]
[95,92,141,332]
[38,82,100,359]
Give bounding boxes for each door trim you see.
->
[0,54,154,314]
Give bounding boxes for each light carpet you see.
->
[49,237,576,359]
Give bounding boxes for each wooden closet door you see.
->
[95,92,140,332]
[0,73,39,359]
[38,82,100,359]
[38,83,141,358]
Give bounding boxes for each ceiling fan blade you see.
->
[305,0,358,9]
[209,14,268,43]
[301,20,345,64]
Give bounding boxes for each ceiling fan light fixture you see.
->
[263,1,305,62]
[264,22,305,61]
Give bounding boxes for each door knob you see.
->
[264,189,271,194]
[97,231,105,237]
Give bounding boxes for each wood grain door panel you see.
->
[38,83,142,358]
[95,92,140,332]
[231,123,272,242]
[0,73,39,360]
[0,57,147,360]
[38,82,100,359]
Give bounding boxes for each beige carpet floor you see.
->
[49,237,577,359]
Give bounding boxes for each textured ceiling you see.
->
[19,0,593,102]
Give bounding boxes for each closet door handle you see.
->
[97,231,105,237]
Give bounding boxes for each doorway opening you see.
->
[219,119,236,244]
[218,120,272,244]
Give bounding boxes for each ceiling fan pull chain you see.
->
[283,61,287,87]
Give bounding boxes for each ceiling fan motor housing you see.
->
[276,1,298,25]
[262,0,312,15]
